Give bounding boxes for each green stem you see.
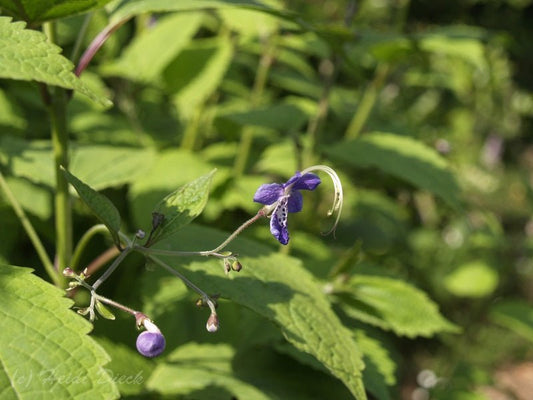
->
[345,63,390,140]
[92,247,132,290]
[44,21,72,285]
[233,36,276,177]
[180,104,203,150]
[148,255,217,314]
[0,172,59,285]
[94,293,138,316]
[71,224,110,271]
[70,13,93,62]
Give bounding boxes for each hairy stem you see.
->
[0,172,58,285]
[44,22,72,282]
[92,247,132,290]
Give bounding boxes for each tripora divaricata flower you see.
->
[253,165,343,245]
[136,318,166,358]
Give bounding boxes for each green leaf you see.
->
[148,225,367,399]
[70,146,155,191]
[0,88,26,129]
[150,170,216,244]
[2,176,52,219]
[341,275,459,338]
[327,132,461,209]
[164,38,233,118]
[95,300,116,320]
[128,149,216,228]
[100,12,203,83]
[0,17,111,106]
[0,265,119,399]
[147,343,271,399]
[62,168,121,246]
[0,136,153,190]
[490,300,533,343]
[94,337,155,396]
[109,0,285,25]
[218,101,310,131]
[444,261,499,298]
[0,0,113,24]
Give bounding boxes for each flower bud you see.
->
[136,229,146,239]
[136,331,166,358]
[231,261,242,272]
[206,313,219,333]
[223,259,231,275]
[62,267,74,277]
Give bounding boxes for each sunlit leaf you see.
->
[0,265,119,399]
[444,261,499,298]
[0,17,111,106]
[150,170,216,244]
[340,275,459,338]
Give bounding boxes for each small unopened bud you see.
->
[136,229,146,239]
[220,251,233,256]
[62,267,75,277]
[206,313,219,333]
[231,261,242,272]
[223,259,231,275]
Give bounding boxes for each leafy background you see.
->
[1,0,533,399]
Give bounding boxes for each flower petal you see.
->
[270,197,290,245]
[253,183,284,205]
[284,171,302,188]
[287,190,303,213]
[291,173,321,191]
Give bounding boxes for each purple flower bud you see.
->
[63,267,74,277]
[206,313,219,333]
[136,331,166,358]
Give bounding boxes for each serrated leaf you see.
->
[100,12,203,83]
[0,265,119,399]
[327,132,461,209]
[150,170,216,244]
[128,149,216,228]
[341,275,459,338]
[490,300,533,343]
[147,225,367,399]
[0,17,111,106]
[62,168,121,246]
[94,337,155,396]
[0,0,113,24]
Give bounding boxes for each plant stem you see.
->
[233,36,276,177]
[70,13,93,62]
[0,172,59,285]
[148,255,217,313]
[344,63,390,140]
[92,247,132,290]
[94,293,138,316]
[209,209,266,253]
[71,224,109,271]
[44,22,72,282]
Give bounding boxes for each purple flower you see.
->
[254,172,321,245]
[136,331,166,358]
